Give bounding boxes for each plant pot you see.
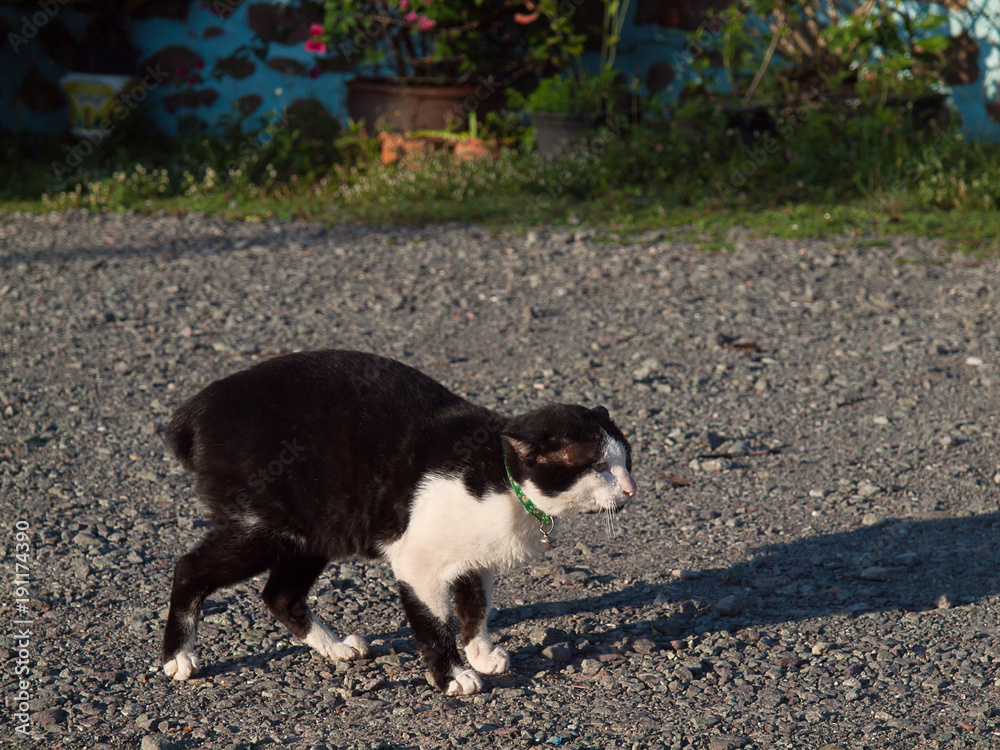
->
[531,111,604,156]
[60,73,134,139]
[346,77,477,133]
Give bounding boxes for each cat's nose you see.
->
[619,473,637,498]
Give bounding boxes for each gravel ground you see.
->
[1,210,998,750]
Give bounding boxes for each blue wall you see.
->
[2,0,1000,140]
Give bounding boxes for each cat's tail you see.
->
[165,399,199,471]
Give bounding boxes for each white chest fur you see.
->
[380,476,543,603]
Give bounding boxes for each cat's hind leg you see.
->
[454,571,510,675]
[262,554,368,662]
[163,534,268,680]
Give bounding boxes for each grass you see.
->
[2,101,1000,255]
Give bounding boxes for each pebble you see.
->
[857,480,880,497]
[715,595,744,616]
[689,458,733,473]
[860,566,889,581]
[708,735,749,750]
[34,708,68,726]
[579,659,603,675]
[541,644,573,663]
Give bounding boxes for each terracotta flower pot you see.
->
[346,77,476,133]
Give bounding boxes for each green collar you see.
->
[503,456,554,548]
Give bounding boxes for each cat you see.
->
[161,349,636,695]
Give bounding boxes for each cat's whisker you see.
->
[604,504,619,539]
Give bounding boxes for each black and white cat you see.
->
[162,350,636,695]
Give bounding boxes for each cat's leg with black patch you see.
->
[397,580,482,695]
[454,571,509,675]
[261,553,368,662]
[163,535,268,680]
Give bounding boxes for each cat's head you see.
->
[502,404,636,518]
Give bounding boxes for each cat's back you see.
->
[166,350,464,472]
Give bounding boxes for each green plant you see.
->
[507,68,619,115]
[511,0,634,117]
[690,0,950,104]
[302,0,535,82]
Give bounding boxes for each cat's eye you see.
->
[592,461,607,473]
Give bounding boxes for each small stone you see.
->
[992,471,1000,485]
[629,638,659,655]
[857,480,879,497]
[541,644,573,663]
[860,566,889,581]
[136,713,155,731]
[72,532,102,547]
[808,489,828,498]
[580,659,602,675]
[896,551,920,567]
[632,357,661,381]
[717,439,749,456]
[708,735,749,750]
[716,595,744,616]
[811,642,831,655]
[529,627,561,646]
[113,360,133,376]
[35,707,68,726]
[966,356,984,366]
[937,593,953,609]
[694,458,732,473]
[696,430,725,449]
[872,415,889,425]
[861,512,884,527]
[672,569,699,580]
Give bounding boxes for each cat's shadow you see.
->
[497,511,1000,647]
[197,512,997,690]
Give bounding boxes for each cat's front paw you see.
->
[445,668,483,696]
[163,650,198,681]
[466,643,510,675]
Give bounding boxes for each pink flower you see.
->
[309,22,324,37]
[417,15,436,30]
[404,10,418,22]
[175,65,189,77]
[399,0,408,7]
[304,38,327,54]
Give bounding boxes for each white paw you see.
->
[445,668,483,696]
[304,620,369,662]
[163,650,198,681]
[466,643,510,675]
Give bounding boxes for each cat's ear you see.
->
[503,430,581,466]
[591,405,610,420]
[502,429,549,463]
